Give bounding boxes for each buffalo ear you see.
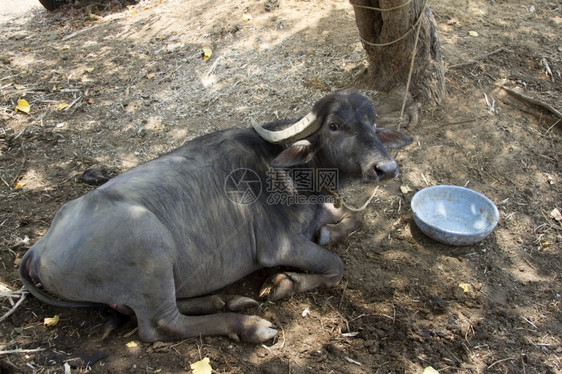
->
[375,128,413,149]
[272,140,316,167]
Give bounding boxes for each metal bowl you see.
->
[411,185,499,246]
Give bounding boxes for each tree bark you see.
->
[351,0,445,106]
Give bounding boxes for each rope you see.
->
[398,5,424,128]
[352,0,427,48]
[350,0,428,128]
[328,186,380,212]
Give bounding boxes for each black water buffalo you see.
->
[20,91,412,343]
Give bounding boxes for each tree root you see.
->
[499,85,562,120]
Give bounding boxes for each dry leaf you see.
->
[190,357,212,374]
[57,103,69,111]
[15,99,30,113]
[13,84,26,90]
[550,208,561,222]
[400,185,413,194]
[44,315,60,327]
[423,367,439,374]
[146,72,156,79]
[202,47,212,61]
[126,341,138,348]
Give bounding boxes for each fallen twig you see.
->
[10,141,27,188]
[64,96,82,112]
[449,47,506,69]
[0,74,20,82]
[0,348,45,356]
[61,24,102,41]
[541,57,554,82]
[123,327,138,337]
[0,289,27,323]
[488,356,517,369]
[499,86,562,119]
[0,291,26,298]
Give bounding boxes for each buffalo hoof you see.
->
[259,272,297,301]
[228,315,277,344]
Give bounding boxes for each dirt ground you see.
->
[0,0,560,373]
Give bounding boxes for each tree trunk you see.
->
[351,0,445,106]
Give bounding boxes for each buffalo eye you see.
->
[329,122,340,131]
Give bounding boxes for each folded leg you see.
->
[317,206,362,246]
[258,234,344,301]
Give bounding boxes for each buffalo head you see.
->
[252,91,413,184]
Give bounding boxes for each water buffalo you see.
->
[20,91,412,343]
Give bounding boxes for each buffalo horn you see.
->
[252,112,320,144]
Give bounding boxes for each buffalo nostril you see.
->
[374,161,398,180]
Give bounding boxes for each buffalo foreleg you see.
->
[137,307,277,343]
[127,266,276,343]
[258,236,343,301]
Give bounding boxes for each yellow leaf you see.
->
[15,99,30,114]
[242,13,252,21]
[202,47,212,61]
[13,84,26,90]
[146,72,156,79]
[126,341,138,348]
[44,315,60,327]
[15,181,26,189]
[468,31,478,37]
[57,103,69,111]
[423,367,440,374]
[190,357,212,374]
[85,67,94,73]
[400,185,413,194]
[458,283,470,293]
[52,85,61,91]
